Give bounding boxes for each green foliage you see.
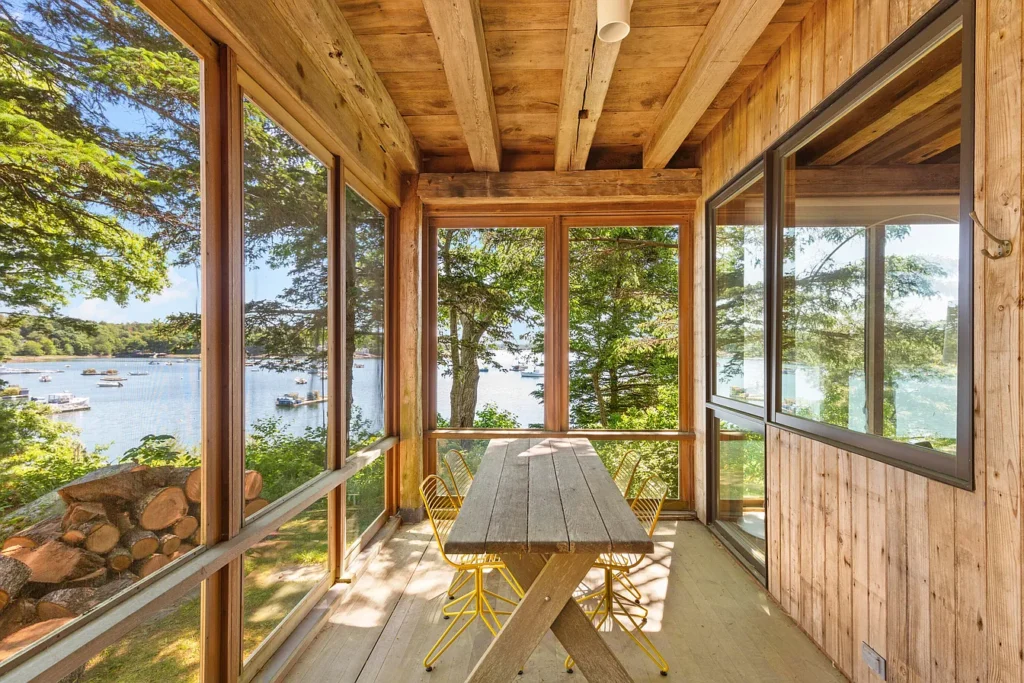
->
[0,399,104,513]
[0,314,199,358]
[121,434,199,467]
[243,418,327,504]
[568,227,680,429]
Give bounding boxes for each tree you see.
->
[436,228,544,427]
[568,227,680,428]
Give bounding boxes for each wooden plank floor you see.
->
[284,521,847,682]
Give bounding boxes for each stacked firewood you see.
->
[0,463,266,660]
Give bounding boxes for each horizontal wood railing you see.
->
[0,435,397,683]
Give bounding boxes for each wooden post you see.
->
[200,44,244,683]
[865,227,885,435]
[397,175,425,520]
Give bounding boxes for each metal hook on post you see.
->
[971,210,1013,260]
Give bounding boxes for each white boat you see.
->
[129,372,149,376]
[39,375,52,383]
[520,366,544,378]
[39,392,90,413]
[97,380,124,388]
[354,363,365,369]
[295,377,308,385]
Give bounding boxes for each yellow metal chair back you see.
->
[442,449,474,504]
[631,474,669,541]
[611,449,641,497]
[420,475,461,566]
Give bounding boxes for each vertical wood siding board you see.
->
[751,74,765,161]
[838,449,855,675]
[851,0,872,74]
[801,435,814,633]
[810,1,826,105]
[868,0,889,56]
[777,429,791,613]
[906,473,930,683]
[778,36,793,134]
[852,454,871,682]
[769,429,782,600]
[985,0,1024,678]
[886,466,909,683]
[954,0,986,678]
[824,0,841,94]
[928,479,955,683]
[812,440,826,644]
[766,53,781,149]
[837,0,854,84]
[788,430,802,617]
[798,6,814,116]
[788,27,802,129]
[887,0,910,42]
[825,446,840,661]
[868,459,887,659]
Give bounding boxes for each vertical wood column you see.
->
[397,175,425,518]
[327,159,347,579]
[200,44,244,683]
[678,212,695,508]
[546,217,569,432]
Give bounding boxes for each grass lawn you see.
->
[79,504,329,682]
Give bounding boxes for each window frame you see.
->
[706,405,768,585]
[423,210,697,510]
[702,0,975,492]
[706,160,770,421]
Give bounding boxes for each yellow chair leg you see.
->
[447,569,471,598]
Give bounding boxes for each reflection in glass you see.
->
[780,28,962,454]
[716,421,765,563]
[0,0,202,664]
[242,100,329,512]
[435,228,545,429]
[714,178,766,406]
[592,440,680,500]
[242,497,328,661]
[569,226,679,429]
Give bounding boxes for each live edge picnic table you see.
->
[444,437,654,683]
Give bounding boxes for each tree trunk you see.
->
[592,368,608,427]
[37,588,97,620]
[0,599,36,640]
[57,465,152,504]
[0,556,31,610]
[10,542,104,584]
[163,467,202,504]
[0,618,73,660]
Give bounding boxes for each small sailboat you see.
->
[520,366,544,378]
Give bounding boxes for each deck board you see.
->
[283,521,848,683]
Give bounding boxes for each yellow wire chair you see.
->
[611,448,641,497]
[566,474,671,676]
[610,449,645,602]
[419,475,523,672]
[441,449,474,599]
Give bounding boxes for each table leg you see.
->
[464,553,633,683]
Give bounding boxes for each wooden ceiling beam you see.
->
[553,0,622,171]
[273,0,419,172]
[418,168,702,205]
[422,0,502,172]
[643,0,785,168]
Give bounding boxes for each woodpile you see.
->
[0,462,267,661]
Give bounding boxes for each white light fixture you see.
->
[597,0,631,42]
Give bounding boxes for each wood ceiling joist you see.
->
[643,0,786,168]
[422,0,503,171]
[554,0,623,170]
[418,168,702,204]
[273,0,418,172]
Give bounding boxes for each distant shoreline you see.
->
[7,354,201,363]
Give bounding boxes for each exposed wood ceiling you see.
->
[335,0,816,172]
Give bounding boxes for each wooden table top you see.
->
[444,438,655,556]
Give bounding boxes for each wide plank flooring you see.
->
[284,521,846,682]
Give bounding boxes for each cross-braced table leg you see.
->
[463,552,633,683]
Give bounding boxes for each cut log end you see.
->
[244,498,269,517]
[132,554,170,579]
[133,487,188,531]
[121,529,159,560]
[171,516,198,541]
[0,556,31,611]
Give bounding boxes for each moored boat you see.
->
[39,375,52,383]
[38,392,90,413]
[97,380,124,388]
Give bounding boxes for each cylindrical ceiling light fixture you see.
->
[597,0,631,42]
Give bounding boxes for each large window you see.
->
[0,0,203,669]
[774,9,971,485]
[434,225,546,430]
[345,186,387,546]
[427,216,691,508]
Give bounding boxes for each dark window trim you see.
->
[706,405,768,584]
[705,159,768,422]
[765,0,974,489]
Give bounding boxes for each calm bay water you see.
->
[4,358,385,460]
